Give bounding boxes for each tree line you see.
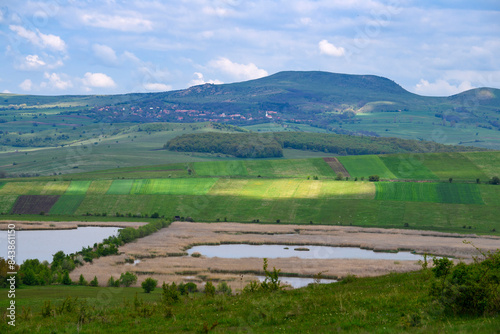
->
[164,131,485,158]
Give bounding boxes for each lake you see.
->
[0,227,121,264]
[187,244,426,261]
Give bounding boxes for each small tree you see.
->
[449,177,453,183]
[162,282,180,304]
[335,172,344,181]
[216,281,232,295]
[368,175,380,182]
[89,276,99,287]
[61,271,72,285]
[78,274,87,286]
[141,277,158,293]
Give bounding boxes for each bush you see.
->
[120,272,137,287]
[368,175,380,182]
[489,176,500,185]
[61,271,72,285]
[429,246,500,316]
[78,274,87,286]
[216,281,232,295]
[204,281,216,297]
[162,282,180,304]
[141,277,158,293]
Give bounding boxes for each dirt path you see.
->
[70,222,499,290]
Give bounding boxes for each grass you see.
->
[337,155,397,179]
[1,271,499,333]
[463,151,500,178]
[421,152,489,181]
[87,180,113,194]
[0,195,18,213]
[64,180,92,195]
[130,178,218,195]
[49,195,87,215]
[106,179,135,195]
[379,154,439,180]
[375,182,484,204]
[194,160,248,176]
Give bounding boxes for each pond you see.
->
[256,276,337,289]
[187,244,426,261]
[0,227,121,264]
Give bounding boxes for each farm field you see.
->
[337,155,397,179]
[0,152,498,234]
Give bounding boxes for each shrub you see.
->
[260,258,281,291]
[61,271,72,285]
[120,272,137,287]
[216,281,232,295]
[204,281,216,297]
[368,175,380,182]
[162,282,180,304]
[489,176,500,185]
[429,246,500,316]
[141,277,158,293]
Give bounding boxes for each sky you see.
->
[0,0,499,97]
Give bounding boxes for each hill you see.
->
[1,71,500,150]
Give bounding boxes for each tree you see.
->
[120,271,137,287]
[368,175,380,182]
[89,276,99,287]
[141,277,158,293]
[204,281,215,297]
[61,271,72,285]
[335,172,344,181]
[78,274,87,286]
[489,176,500,185]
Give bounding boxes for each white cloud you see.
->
[81,13,153,32]
[9,25,67,53]
[319,40,345,57]
[189,72,223,87]
[19,79,33,91]
[82,72,116,88]
[2,90,11,94]
[92,44,118,65]
[208,57,268,81]
[22,55,46,70]
[414,79,475,96]
[143,83,172,91]
[42,72,73,90]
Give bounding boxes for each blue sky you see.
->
[0,0,499,96]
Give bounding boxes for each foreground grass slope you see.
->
[1,270,498,333]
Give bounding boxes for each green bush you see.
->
[429,247,500,316]
[119,272,137,287]
[89,276,98,287]
[141,277,158,293]
[204,281,216,297]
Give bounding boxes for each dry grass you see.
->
[0,220,146,230]
[70,222,500,291]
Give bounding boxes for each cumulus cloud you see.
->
[208,57,268,81]
[19,79,33,91]
[319,40,345,57]
[17,54,64,71]
[42,72,73,90]
[9,25,67,53]
[81,13,153,32]
[82,72,116,88]
[22,55,46,70]
[414,79,475,96]
[92,44,118,65]
[189,72,223,87]
[143,83,172,91]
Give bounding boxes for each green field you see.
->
[337,155,397,179]
[463,151,500,178]
[49,195,87,215]
[375,182,484,204]
[64,180,92,195]
[379,154,439,180]
[421,152,489,181]
[0,153,499,234]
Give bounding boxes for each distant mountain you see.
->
[1,71,499,149]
